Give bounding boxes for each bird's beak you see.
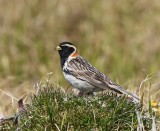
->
[56,46,62,50]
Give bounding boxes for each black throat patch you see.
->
[58,45,75,68]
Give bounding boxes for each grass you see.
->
[0,81,157,130]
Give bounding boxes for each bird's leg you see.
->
[78,91,85,96]
[65,84,71,92]
[78,91,94,96]
[86,92,94,95]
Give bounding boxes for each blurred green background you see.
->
[0,0,160,115]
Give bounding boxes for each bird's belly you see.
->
[63,73,94,92]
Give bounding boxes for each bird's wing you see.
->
[67,56,121,91]
[66,56,139,102]
[66,56,108,89]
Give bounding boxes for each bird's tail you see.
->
[122,89,140,103]
[108,83,140,103]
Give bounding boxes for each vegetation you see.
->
[1,82,156,130]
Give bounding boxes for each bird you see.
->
[56,42,139,103]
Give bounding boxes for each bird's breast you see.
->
[63,72,94,92]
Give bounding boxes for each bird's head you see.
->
[56,42,79,60]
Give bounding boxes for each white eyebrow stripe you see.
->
[61,44,74,47]
[61,44,76,50]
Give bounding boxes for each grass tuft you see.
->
[1,82,156,130]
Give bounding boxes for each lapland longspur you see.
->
[56,42,139,103]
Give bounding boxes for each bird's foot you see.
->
[78,91,93,96]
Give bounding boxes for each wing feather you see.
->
[66,56,139,102]
[67,57,116,90]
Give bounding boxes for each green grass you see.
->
[0,82,155,130]
[0,0,160,122]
